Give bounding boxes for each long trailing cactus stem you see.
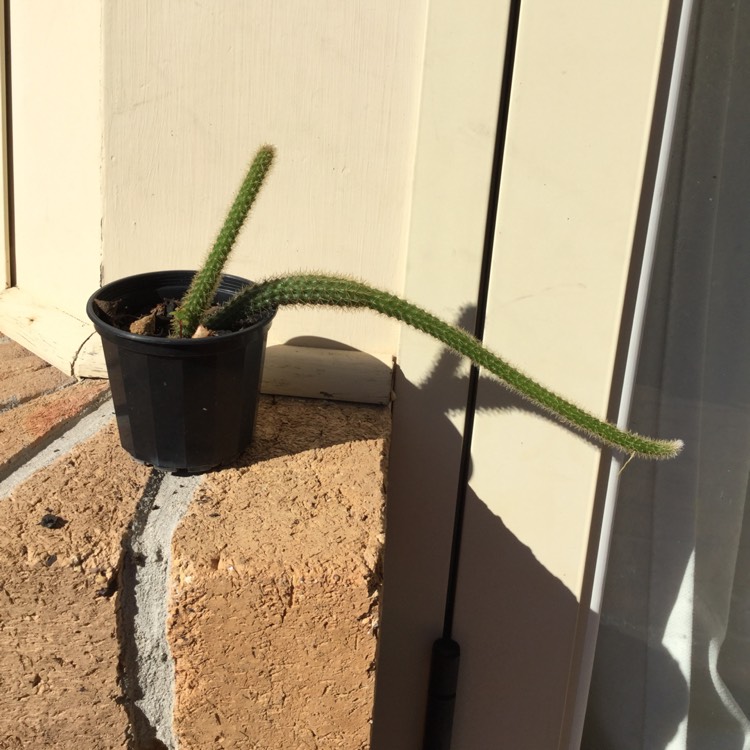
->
[170,145,276,338]
[204,274,683,460]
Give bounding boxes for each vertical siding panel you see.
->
[8,0,102,315]
[451,2,671,747]
[372,1,511,746]
[101,0,428,363]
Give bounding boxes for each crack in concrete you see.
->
[119,470,201,750]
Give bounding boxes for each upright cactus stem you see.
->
[170,144,276,338]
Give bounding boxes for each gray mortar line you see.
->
[120,469,201,750]
[0,398,115,498]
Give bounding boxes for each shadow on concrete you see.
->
[229,394,391,468]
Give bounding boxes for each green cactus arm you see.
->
[204,273,683,460]
[170,145,276,338]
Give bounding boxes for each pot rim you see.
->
[86,269,276,347]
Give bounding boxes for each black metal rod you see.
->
[422,638,461,750]
[422,4,523,749]
[442,0,523,642]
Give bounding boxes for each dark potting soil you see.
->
[94,297,264,338]
[94,297,179,337]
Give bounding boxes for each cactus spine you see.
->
[170,145,275,338]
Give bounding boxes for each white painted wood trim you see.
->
[260,345,393,405]
[0,287,91,374]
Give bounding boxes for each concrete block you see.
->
[169,396,390,749]
[0,423,153,748]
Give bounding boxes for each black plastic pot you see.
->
[86,270,275,473]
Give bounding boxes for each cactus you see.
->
[204,274,682,460]
[169,145,683,460]
[170,145,276,338]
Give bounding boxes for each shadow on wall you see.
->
[370,307,606,748]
